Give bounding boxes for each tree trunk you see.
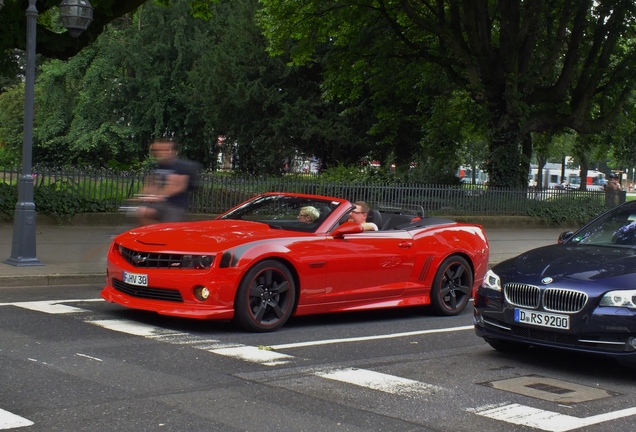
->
[579,159,589,192]
[536,155,547,190]
[486,109,523,189]
[519,133,532,191]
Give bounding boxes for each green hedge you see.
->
[0,182,113,222]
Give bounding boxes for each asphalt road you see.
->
[2,284,636,432]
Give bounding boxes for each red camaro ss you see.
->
[101,193,489,332]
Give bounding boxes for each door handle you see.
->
[398,242,413,249]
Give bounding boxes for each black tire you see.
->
[430,256,473,316]
[484,337,529,353]
[233,260,296,332]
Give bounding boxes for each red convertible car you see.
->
[101,193,489,332]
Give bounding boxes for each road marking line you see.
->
[209,346,293,366]
[470,403,636,431]
[0,299,103,314]
[88,318,293,366]
[269,325,473,349]
[0,299,103,306]
[0,408,33,430]
[316,368,443,397]
[88,319,182,337]
[76,353,103,362]
[7,301,86,314]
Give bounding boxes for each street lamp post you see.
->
[3,0,93,267]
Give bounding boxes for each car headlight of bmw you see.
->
[181,254,214,269]
[599,290,636,308]
[481,269,501,291]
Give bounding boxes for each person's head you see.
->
[150,139,178,165]
[608,173,617,179]
[298,206,320,223]
[348,201,369,224]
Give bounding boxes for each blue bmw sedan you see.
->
[475,200,636,366]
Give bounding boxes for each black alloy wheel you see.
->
[430,255,473,316]
[234,260,296,332]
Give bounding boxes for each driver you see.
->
[348,201,378,231]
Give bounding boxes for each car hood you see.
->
[114,220,307,253]
[494,244,636,284]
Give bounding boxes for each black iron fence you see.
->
[0,166,621,216]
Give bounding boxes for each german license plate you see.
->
[514,308,570,330]
[122,271,148,287]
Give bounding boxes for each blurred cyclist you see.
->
[136,139,192,225]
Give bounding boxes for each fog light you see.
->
[625,337,636,352]
[194,286,210,301]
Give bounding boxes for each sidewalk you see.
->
[0,220,575,288]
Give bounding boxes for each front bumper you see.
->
[101,285,235,320]
[474,288,636,364]
[101,248,239,321]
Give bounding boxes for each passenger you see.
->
[297,206,320,224]
[348,201,378,231]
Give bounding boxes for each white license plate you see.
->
[514,308,570,330]
[122,271,148,287]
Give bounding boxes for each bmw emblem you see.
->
[541,277,553,285]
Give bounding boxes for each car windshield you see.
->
[218,195,341,233]
[568,203,636,247]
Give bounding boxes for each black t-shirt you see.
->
[153,158,192,208]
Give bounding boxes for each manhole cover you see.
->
[480,375,619,404]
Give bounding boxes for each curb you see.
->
[0,273,105,288]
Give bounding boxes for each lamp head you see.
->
[59,0,94,38]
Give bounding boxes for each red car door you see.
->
[323,230,417,303]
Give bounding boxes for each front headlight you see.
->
[181,254,215,269]
[481,269,502,291]
[599,290,636,308]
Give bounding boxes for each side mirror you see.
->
[331,222,365,239]
[558,231,574,244]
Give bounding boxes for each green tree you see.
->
[189,0,378,174]
[0,84,24,165]
[29,0,382,172]
[259,0,636,188]
[32,1,219,167]
[604,105,636,174]
[0,1,220,78]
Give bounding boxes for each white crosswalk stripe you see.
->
[316,367,444,396]
[0,408,33,430]
[87,318,295,365]
[469,403,636,432]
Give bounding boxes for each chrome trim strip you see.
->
[578,339,625,346]
[483,317,511,331]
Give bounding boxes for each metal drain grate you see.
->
[525,382,574,395]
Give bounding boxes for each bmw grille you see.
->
[504,283,588,313]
